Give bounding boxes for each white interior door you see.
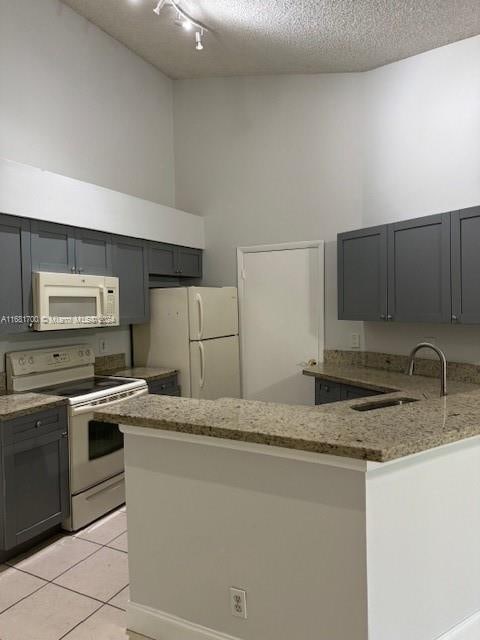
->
[238,243,324,405]
[190,336,241,400]
[188,287,239,340]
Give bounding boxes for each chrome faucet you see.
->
[406,342,447,396]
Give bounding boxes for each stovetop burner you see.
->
[38,376,137,399]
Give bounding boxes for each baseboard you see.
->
[127,601,242,640]
[436,610,480,640]
[128,601,480,640]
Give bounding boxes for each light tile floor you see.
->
[0,508,146,640]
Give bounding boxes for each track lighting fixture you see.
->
[153,0,207,51]
[195,30,204,51]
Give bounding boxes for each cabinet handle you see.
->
[325,385,330,392]
[387,315,393,320]
[71,266,76,273]
[61,432,68,438]
[35,420,42,428]
[380,314,386,320]
[78,268,84,274]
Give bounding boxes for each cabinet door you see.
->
[177,247,202,278]
[451,206,480,324]
[149,242,177,276]
[112,236,148,324]
[75,229,112,275]
[342,385,382,401]
[337,226,388,321]
[387,213,451,323]
[31,220,76,273]
[2,429,69,550]
[315,379,343,405]
[0,214,31,333]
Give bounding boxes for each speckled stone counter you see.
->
[302,362,479,398]
[111,367,177,382]
[0,393,67,421]
[94,358,480,463]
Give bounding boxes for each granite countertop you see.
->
[111,367,177,381]
[0,393,67,421]
[92,361,480,463]
[302,362,479,398]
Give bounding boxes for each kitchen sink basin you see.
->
[351,397,419,412]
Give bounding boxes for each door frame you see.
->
[236,241,325,400]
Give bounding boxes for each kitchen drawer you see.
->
[315,380,343,405]
[148,375,179,395]
[2,407,68,446]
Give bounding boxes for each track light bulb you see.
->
[195,31,204,50]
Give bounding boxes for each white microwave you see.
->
[32,271,120,331]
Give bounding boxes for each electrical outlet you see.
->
[230,587,247,619]
[99,338,107,354]
[350,333,361,349]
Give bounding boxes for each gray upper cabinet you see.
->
[0,214,32,333]
[74,229,112,276]
[0,408,69,551]
[149,242,177,276]
[338,225,387,321]
[112,236,149,325]
[387,213,451,323]
[149,242,203,278]
[30,220,76,273]
[451,206,480,324]
[177,246,202,277]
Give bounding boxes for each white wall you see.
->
[174,74,365,350]
[361,35,480,363]
[0,0,203,362]
[0,0,175,207]
[174,35,480,363]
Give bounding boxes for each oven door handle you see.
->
[70,388,148,416]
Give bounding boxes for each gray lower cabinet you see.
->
[147,374,180,396]
[112,236,149,325]
[30,220,76,273]
[451,206,480,324]
[149,242,203,278]
[75,228,112,276]
[314,379,381,405]
[0,214,32,333]
[0,407,70,551]
[387,213,451,323]
[337,225,388,321]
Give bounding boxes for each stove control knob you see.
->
[19,357,25,366]
[78,350,84,357]
[85,349,91,357]
[28,357,34,364]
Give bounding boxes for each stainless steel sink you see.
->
[351,397,419,412]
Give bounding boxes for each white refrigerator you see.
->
[133,287,241,399]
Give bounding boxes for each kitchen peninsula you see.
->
[94,368,480,640]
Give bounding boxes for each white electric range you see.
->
[6,345,148,531]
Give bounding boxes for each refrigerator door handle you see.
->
[196,293,204,339]
[199,341,206,389]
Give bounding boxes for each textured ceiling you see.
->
[61,0,480,79]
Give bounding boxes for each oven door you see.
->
[68,389,147,495]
